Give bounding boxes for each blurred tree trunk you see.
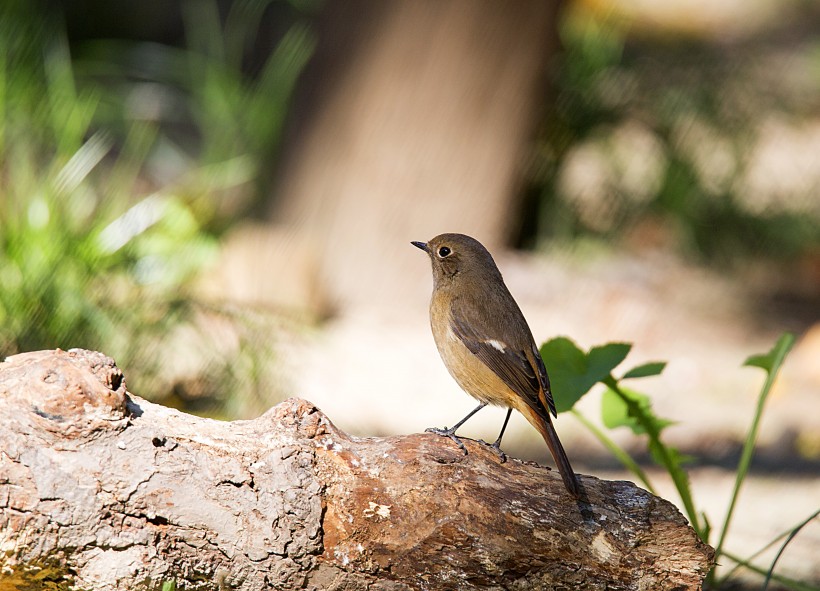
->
[265,0,558,312]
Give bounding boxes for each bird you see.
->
[412,233,581,499]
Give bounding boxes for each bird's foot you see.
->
[478,439,507,463]
[425,426,468,455]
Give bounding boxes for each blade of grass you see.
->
[55,130,112,195]
[762,508,820,591]
[713,333,795,562]
[716,509,819,584]
[570,408,656,494]
[720,550,819,591]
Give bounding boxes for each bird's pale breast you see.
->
[430,293,522,409]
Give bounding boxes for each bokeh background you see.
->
[2,0,819,587]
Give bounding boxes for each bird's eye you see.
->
[438,246,452,258]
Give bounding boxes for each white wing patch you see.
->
[485,339,508,353]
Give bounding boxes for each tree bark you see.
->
[0,349,713,590]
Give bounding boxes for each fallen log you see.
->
[0,349,713,590]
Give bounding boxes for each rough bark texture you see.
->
[0,349,714,590]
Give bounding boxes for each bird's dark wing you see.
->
[527,342,556,417]
[450,303,556,417]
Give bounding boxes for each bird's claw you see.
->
[425,426,468,455]
[478,439,507,463]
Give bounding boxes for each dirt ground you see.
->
[279,245,820,587]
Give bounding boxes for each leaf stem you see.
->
[713,334,795,562]
[604,376,701,536]
[570,408,656,494]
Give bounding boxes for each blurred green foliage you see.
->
[0,0,314,416]
[530,6,820,264]
[74,0,315,219]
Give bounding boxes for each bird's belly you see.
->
[432,319,515,407]
[445,359,513,407]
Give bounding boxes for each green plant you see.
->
[75,0,316,222]
[0,1,311,414]
[0,20,219,384]
[545,332,818,589]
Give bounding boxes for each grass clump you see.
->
[0,1,314,416]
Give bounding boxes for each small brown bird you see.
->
[413,233,581,499]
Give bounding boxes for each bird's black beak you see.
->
[411,241,429,253]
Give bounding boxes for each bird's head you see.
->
[412,233,502,286]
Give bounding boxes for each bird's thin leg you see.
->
[426,402,488,455]
[479,408,512,463]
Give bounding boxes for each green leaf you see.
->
[541,338,631,413]
[622,361,667,379]
[588,342,632,378]
[601,386,636,431]
[540,337,591,412]
[744,333,795,372]
[601,385,674,435]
